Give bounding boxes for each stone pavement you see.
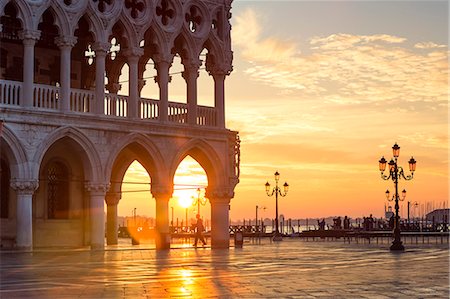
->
[0,239,448,298]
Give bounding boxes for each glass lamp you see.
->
[379,157,387,172]
[408,157,416,172]
[283,182,289,194]
[392,143,400,158]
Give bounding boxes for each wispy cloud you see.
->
[232,8,448,107]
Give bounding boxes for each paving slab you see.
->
[0,239,448,298]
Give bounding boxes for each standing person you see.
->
[193,214,206,247]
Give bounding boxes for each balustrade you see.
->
[168,102,188,124]
[0,80,21,106]
[139,98,159,120]
[0,80,217,128]
[105,93,128,117]
[70,88,94,113]
[33,83,59,110]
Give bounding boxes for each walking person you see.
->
[193,214,206,247]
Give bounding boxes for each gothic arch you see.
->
[173,32,201,65]
[169,138,224,191]
[32,126,101,183]
[41,2,71,37]
[105,133,168,188]
[73,11,103,42]
[0,0,33,31]
[0,124,30,180]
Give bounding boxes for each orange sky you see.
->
[117,1,448,222]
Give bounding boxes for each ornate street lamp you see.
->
[265,171,289,241]
[379,143,416,251]
[192,188,207,217]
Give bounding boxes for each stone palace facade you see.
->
[0,0,240,250]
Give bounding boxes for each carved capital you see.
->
[205,188,234,202]
[85,182,110,195]
[10,180,39,195]
[123,47,144,60]
[105,192,121,205]
[182,61,201,80]
[151,184,173,200]
[55,35,78,48]
[152,53,174,67]
[206,51,233,76]
[105,82,122,93]
[19,30,41,42]
[92,42,111,53]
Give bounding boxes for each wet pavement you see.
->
[0,238,449,298]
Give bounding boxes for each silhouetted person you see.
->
[389,215,394,230]
[318,219,326,230]
[193,214,206,247]
[343,216,350,230]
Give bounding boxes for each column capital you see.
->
[206,188,234,203]
[19,29,41,42]
[123,47,144,60]
[10,180,39,195]
[92,42,111,53]
[55,35,77,48]
[105,192,121,205]
[153,53,174,65]
[85,182,110,195]
[182,60,201,80]
[105,82,122,93]
[151,184,173,200]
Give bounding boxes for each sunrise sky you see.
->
[118,0,448,223]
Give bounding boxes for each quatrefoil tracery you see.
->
[156,0,175,26]
[125,0,145,19]
[185,5,202,33]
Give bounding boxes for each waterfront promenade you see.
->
[1,239,448,298]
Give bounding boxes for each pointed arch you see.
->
[105,133,167,188]
[44,2,71,36]
[173,32,201,64]
[32,126,102,182]
[0,123,30,180]
[0,0,33,31]
[169,138,224,191]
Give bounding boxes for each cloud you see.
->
[232,8,448,107]
[414,42,447,49]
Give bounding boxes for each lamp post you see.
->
[256,205,266,233]
[192,188,207,217]
[407,201,418,228]
[379,143,416,251]
[265,171,289,241]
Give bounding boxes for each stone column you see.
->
[207,189,233,248]
[123,48,143,119]
[85,182,109,250]
[92,42,110,115]
[19,30,41,108]
[55,35,77,113]
[182,62,200,125]
[152,185,173,249]
[11,180,38,250]
[154,59,171,122]
[105,192,120,245]
[212,72,226,128]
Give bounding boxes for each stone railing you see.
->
[33,83,59,110]
[0,79,219,128]
[0,79,21,106]
[71,88,94,113]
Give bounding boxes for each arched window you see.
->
[47,161,69,219]
[0,159,10,219]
